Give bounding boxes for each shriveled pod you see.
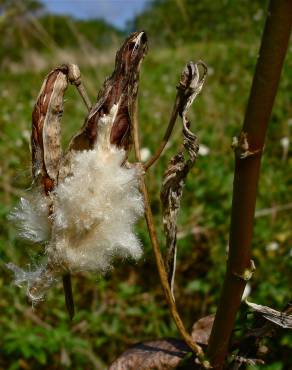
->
[67,30,148,153]
[9,64,80,316]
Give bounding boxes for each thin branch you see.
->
[66,63,92,111]
[61,64,92,319]
[207,1,292,368]
[62,273,75,320]
[74,82,92,111]
[255,202,292,218]
[144,95,180,169]
[132,71,209,367]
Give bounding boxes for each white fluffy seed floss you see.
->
[7,104,144,303]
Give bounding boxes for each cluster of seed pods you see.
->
[8,32,148,317]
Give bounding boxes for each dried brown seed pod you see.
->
[69,31,148,152]
[31,66,68,191]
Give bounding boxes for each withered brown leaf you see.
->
[109,339,191,370]
[246,301,292,329]
[160,61,207,298]
[191,315,214,345]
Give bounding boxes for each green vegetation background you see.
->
[0,0,291,369]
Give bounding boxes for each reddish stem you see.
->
[207,0,292,367]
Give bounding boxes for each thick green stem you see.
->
[207,0,292,368]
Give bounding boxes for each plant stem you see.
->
[66,63,92,111]
[62,273,75,320]
[132,98,208,365]
[74,82,92,111]
[207,1,292,368]
[144,95,180,170]
[63,64,92,320]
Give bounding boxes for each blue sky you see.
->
[41,0,149,29]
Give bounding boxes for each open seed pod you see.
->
[7,31,148,308]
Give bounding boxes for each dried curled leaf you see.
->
[191,315,214,345]
[246,301,292,329]
[109,339,191,370]
[160,61,207,298]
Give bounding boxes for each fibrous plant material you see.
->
[50,106,144,272]
[7,32,148,307]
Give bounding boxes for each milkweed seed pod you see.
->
[7,31,148,304]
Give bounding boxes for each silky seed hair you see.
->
[7,32,148,304]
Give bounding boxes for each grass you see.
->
[0,39,291,369]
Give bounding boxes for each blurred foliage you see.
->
[0,0,122,62]
[130,0,269,46]
[0,0,292,369]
